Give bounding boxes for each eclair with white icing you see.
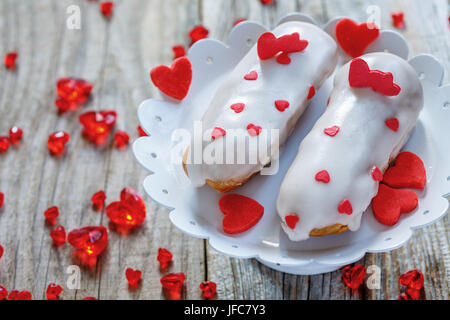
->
[183,21,338,193]
[277,52,424,241]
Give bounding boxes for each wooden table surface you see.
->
[0,0,449,300]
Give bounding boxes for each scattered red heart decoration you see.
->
[114,130,130,149]
[106,187,146,231]
[68,225,108,256]
[276,52,291,64]
[372,183,418,226]
[230,103,245,113]
[315,170,330,183]
[342,264,366,289]
[324,125,340,137]
[9,126,23,144]
[172,44,186,59]
[79,110,117,146]
[125,268,142,287]
[307,85,316,99]
[244,70,258,80]
[200,281,217,300]
[91,190,107,211]
[349,58,401,96]
[44,206,59,226]
[391,12,405,29]
[0,286,8,300]
[219,194,264,234]
[100,1,114,18]
[399,269,424,290]
[338,199,353,215]
[211,127,226,140]
[157,248,173,270]
[371,166,384,182]
[335,18,379,58]
[257,32,308,60]
[189,25,209,44]
[8,290,32,300]
[285,214,299,229]
[50,226,66,247]
[247,123,262,136]
[48,131,71,156]
[274,100,290,112]
[0,136,10,153]
[46,283,62,300]
[383,152,426,190]
[150,57,192,100]
[160,272,186,300]
[0,192,3,210]
[0,244,3,260]
[3,52,18,69]
[385,118,399,132]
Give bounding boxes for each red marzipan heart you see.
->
[219,194,264,234]
[230,103,245,113]
[285,214,299,229]
[335,18,379,58]
[244,70,258,80]
[247,124,262,136]
[372,183,418,226]
[257,32,308,60]
[385,118,399,131]
[150,57,192,100]
[324,125,340,137]
[274,100,289,112]
[315,170,330,183]
[349,58,401,96]
[383,152,426,190]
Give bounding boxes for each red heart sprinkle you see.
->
[106,187,146,231]
[247,124,262,136]
[219,194,264,234]
[44,206,59,226]
[172,45,186,59]
[8,290,32,300]
[157,248,173,270]
[0,136,10,153]
[4,52,18,69]
[315,170,330,183]
[50,226,66,247]
[244,70,258,80]
[307,85,316,99]
[371,166,383,181]
[9,126,23,144]
[342,264,366,289]
[338,199,353,215]
[324,125,340,137]
[0,286,8,300]
[161,273,186,300]
[349,58,401,96]
[372,183,418,226]
[48,131,70,156]
[114,130,130,149]
[335,18,379,58]
[230,103,245,113]
[137,125,148,137]
[200,281,217,300]
[383,152,426,190]
[274,100,290,112]
[91,190,107,211]
[285,214,299,229]
[79,110,117,146]
[276,52,291,64]
[392,12,405,29]
[0,244,3,260]
[150,57,192,100]
[0,192,3,210]
[383,119,399,133]
[211,127,226,140]
[125,268,142,287]
[189,25,209,44]
[257,32,308,60]
[100,1,114,18]
[46,283,62,300]
[68,225,108,256]
[399,269,424,290]
[56,78,93,105]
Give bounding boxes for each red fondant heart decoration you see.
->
[247,123,262,136]
[307,85,316,99]
[276,52,291,64]
[230,103,245,113]
[385,118,399,132]
[315,170,330,183]
[274,100,290,112]
[371,166,383,181]
[335,18,380,58]
[150,57,192,100]
[244,70,258,80]
[324,125,340,137]
[257,32,308,60]
[211,127,226,140]
[349,58,401,96]
[219,194,264,234]
[285,214,299,229]
[383,152,426,190]
[372,183,418,226]
[338,199,353,215]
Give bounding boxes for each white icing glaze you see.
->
[277,52,424,241]
[185,21,338,186]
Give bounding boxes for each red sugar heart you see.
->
[338,199,353,215]
[372,183,418,226]
[211,127,226,140]
[276,52,291,64]
[106,187,147,231]
[46,283,62,300]
[68,226,108,256]
[349,58,401,96]
[274,100,290,112]
[399,269,424,290]
[244,70,258,80]
[324,125,340,137]
[219,194,264,234]
[150,57,192,100]
[342,264,366,289]
[335,18,379,58]
[125,268,142,287]
[285,214,299,229]
[230,103,245,113]
[315,170,330,183]
[257,32,308,60]
[383,152,426,190]
[385,118,399,132]
[371,166,383,181]
[247,124,262,136]
[307,85,316,99]
[200,281,217,300]
[391,12,405,29]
